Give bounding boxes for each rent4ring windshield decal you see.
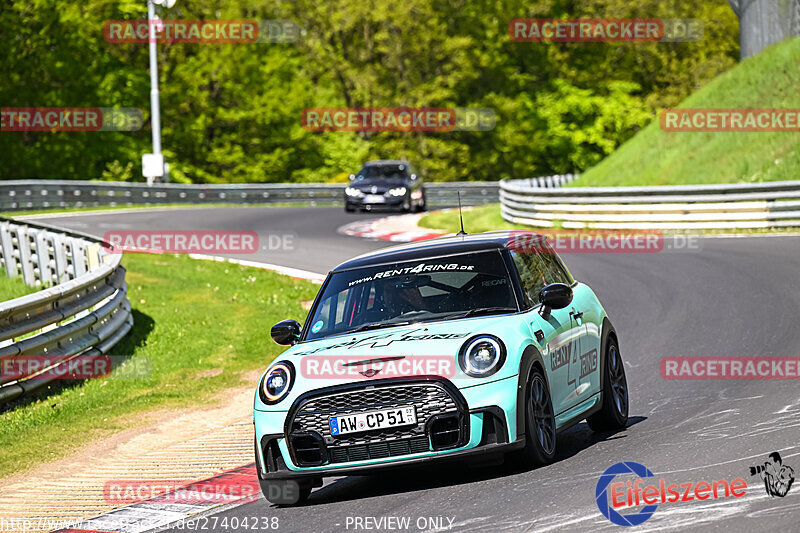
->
[347,262,475,287]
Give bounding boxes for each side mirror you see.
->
[348,174,355,181]
[271,319,302,345]
[410,174,417,181]
[538,283,573,320]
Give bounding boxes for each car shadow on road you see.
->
[292,415,646,507]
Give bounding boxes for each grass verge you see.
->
[0,252,318,477]
[0,268,40,301]
[572,38,800,187]
[419,205,525,234]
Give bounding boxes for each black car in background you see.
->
[344,160,426,212]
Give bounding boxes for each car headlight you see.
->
[259,361,295,404]
[388,187,407,196]
[458,335,506,377]
[345,187,363,197]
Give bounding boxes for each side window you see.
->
[314,285,366,334]
[511,250,570,307]
[540,245,573,286]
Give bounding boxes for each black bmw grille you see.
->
[289,382,460,449]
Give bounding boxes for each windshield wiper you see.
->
[348,320,413,333]
[445,307,518,320]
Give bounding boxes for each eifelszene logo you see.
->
[596,461,747,526]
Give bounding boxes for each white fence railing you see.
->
[0,218,132,406]
[500,178,800,230]
[0,180,504,210]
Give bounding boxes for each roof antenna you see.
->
[456,191,467,236]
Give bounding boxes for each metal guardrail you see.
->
[0,180,503,210]
[0,217,133,405]
[500,178,800,230]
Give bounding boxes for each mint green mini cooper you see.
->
[254,231,628,504]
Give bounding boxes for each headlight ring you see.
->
[259,361,295,404]
[458,335,506,378]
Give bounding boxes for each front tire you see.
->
[416,192,427,212]
[263,482,312,506]
[514,367,557,467]
[587,337,629,431]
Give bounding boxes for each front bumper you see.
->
[254,376,520,482]
[345,195,405,208]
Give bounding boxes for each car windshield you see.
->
[304,251,518,341]
[356,164,408,180]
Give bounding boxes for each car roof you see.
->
[361,160,409,167]
[332,230,543,272]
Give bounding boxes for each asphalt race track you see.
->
[36,208,800,532]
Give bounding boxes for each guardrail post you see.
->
[86,243,101,271]
[52,234,70,284]
[34,230,53,287]
[0,222,17,278]
[15,226,36,286]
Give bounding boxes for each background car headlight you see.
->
[260,361,295,404]
[388,187,407,196]
[458,335,506,377]
[345,187,363,197]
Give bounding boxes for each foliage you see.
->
[572,37,800,186]
[0,0,739,183]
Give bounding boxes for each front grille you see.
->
[289,382,461,449]
[329,436,430,463]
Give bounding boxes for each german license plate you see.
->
[364,194,385,203]
[329,406,416,436]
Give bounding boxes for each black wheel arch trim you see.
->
[515,344,549,441]
[598,316,618,412]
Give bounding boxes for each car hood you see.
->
[255,314,531,410]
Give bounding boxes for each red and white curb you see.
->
[338,213,448,243]
[53,463,259,533]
